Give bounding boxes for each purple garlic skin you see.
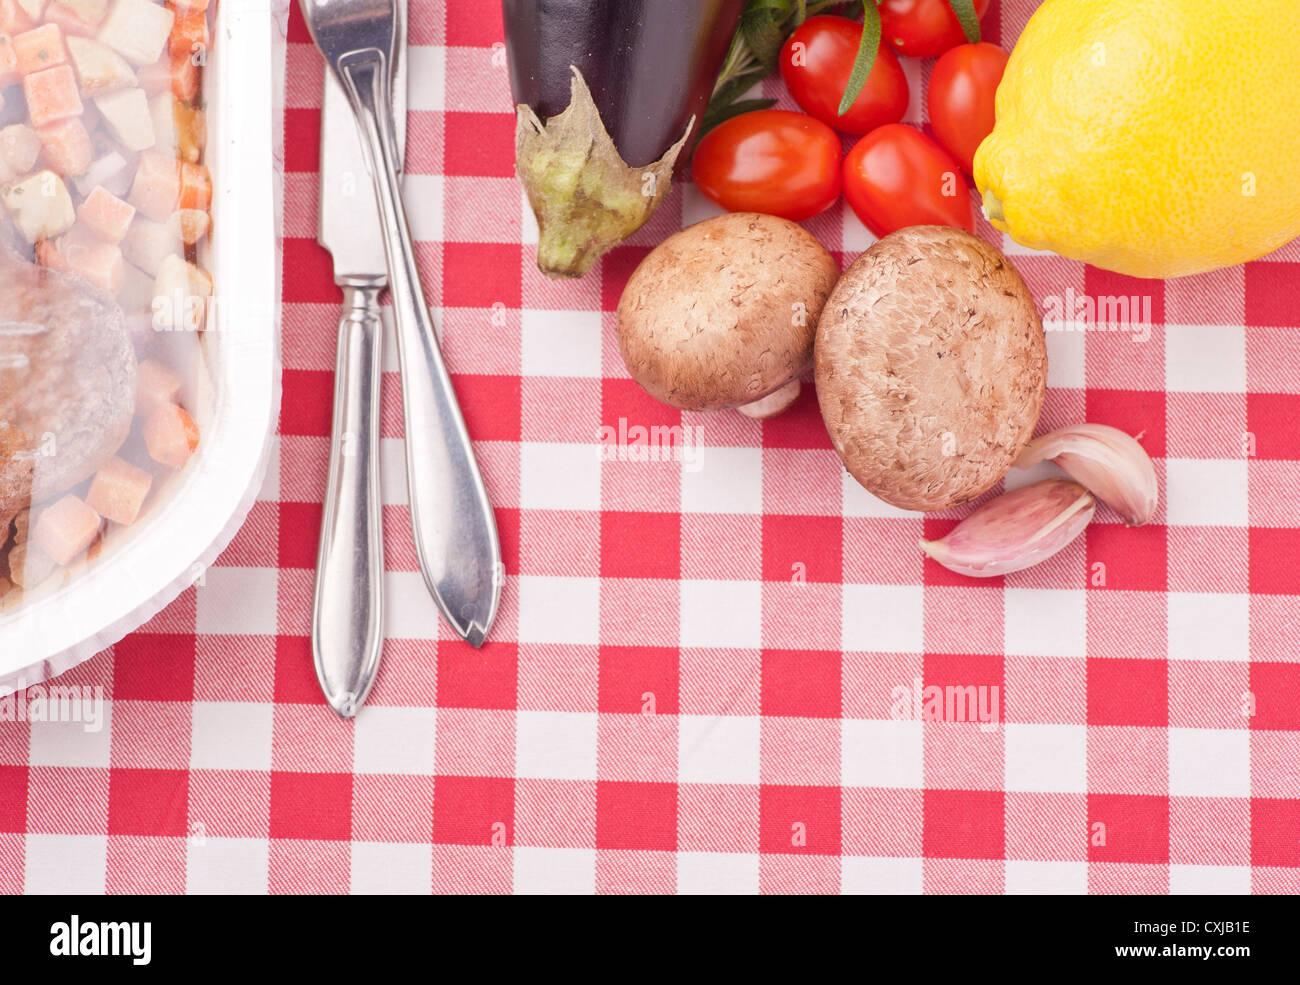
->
[919,478,1095,578]
[1015,423,1158,526]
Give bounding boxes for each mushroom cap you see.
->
[815,226,1046,512]
[617,212,840,411]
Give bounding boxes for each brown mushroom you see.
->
[815,226,1046,512]
[617,212,840,416]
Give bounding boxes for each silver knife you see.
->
[312,0,408,718]
[301,0,504,659]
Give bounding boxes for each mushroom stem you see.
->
[737,379,802,419]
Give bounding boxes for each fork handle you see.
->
[313,283,385,718]
[337,51,502,646]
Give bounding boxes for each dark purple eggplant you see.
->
[504,0,743,279]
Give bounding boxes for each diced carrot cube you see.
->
[0,0,35,37]
[22,63,82,126]
[127,148,180,220]
[0,36,20,87]
[142,401,198,469]
[32,494,100,566]
[178,160,209,211]
[77,184,135,241]
[135,357,182,410]
[44,0,108,37]
[167,4,206,58]
[169,48,196,102]
[58,228,122,292]
[13,23,66,75]
[172,0,206,12]
[36,115,90,175]
[85,455,152,525]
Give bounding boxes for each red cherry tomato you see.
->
[779,15,909,135]
[878,0,992,58]
[927,42,1009,175]
[692,110,842,222]
[842,123,973,237]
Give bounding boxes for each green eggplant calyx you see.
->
[515,66,690,280]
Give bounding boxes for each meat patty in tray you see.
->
[0,249,137,518]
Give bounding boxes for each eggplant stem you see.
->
[517,67,690,279]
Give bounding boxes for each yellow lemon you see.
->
[974,0,1300,279]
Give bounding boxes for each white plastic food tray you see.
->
[0,0,284,693]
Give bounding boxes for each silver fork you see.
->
[297,0,503,649]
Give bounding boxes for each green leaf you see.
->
[947,0,982,44]
[711,67,772,111]
[740,0,794,72]
[837,0,881,116]
[698,97,779,141]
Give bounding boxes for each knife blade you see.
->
[319,3,407,279]
[311,0,407,717]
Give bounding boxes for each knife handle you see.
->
[312,283,386,717]
[338,52,502,647]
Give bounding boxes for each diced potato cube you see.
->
[32,494,100,566]
[146,89,174,147]
[135,50,165,92]
[73,148,130,196]
[115,256,152,311]
[8,539,57,588]
[119,213,176,273]
[96,0,173,67]
[85,455,151,524]
[45,0,110,37]
[77,183,134,240]
[66,34,133,94]
[148,89,200,160]
[0,122,41,173]
[165,206,206,244]
[142,402,198,469]
[151,251,209,329]
[135,356,181,409]
[1,168,74,241]
[13,23,67,75]
[36,116,92,175]
[95,85,153,150]
[23,63,83,126]
[126,146,177,219]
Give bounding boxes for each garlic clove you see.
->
[919,478,1095,578]
[1014,423,1158,526]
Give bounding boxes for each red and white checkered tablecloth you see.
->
[3,0,1300,895]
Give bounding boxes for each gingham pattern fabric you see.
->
[3,0,1299,895]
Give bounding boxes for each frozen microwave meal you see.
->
[0,0,216,608]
